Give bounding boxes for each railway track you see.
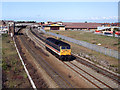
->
[20,30,73,88]
[62,61,118,89]
[30,28,120,85]
[74,54,120,84]
[21,27,118,89]
[24,28,119,89]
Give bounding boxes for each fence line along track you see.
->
[47,31,119,59]
[30,29,120,85]
[39,28,119,59]
[21,31,73,88]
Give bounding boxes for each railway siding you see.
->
[32,28,119,82]
[28,28,119,89]
[23,29,73,88]
[26,28,96,88]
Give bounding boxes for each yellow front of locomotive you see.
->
[60,46,71,56]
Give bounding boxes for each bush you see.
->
[2,62,8,70]
[2,34,8,37]
[6,40,10,43]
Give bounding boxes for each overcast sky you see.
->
[2,2,118,23]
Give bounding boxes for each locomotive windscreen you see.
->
[46,37,70,47]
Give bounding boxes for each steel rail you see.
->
[69,61,114,89]
[22,31,73,88]
[61,61,102,89]
[73,54,120,85]
[30,29,120,85]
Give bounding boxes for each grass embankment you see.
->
[50,30,119,51]
[46,31,118,73]
[2,34,31,88]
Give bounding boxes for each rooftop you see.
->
[63,22,102,29]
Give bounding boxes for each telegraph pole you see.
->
[13,22,15,35]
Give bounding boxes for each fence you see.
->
[40,28,119,59]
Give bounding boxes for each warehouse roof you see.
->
[63,22,102,29]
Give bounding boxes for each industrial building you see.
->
[42,22,65,30]
[63,22,102,31]
[42,22,102,31]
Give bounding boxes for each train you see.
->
[45,37,71,60]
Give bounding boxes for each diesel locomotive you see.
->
[45,37,71,60]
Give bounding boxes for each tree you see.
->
[41,22,45,24]
[114,28,119,31]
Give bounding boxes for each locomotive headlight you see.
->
[61,50,64,52]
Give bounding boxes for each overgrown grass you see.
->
[50,30,119,51]
[46,33,118,73]
[2,34,30,88]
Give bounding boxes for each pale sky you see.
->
[1,1,119,23]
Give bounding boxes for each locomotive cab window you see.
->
[61,47,66,49]
[67,46,70,49]
[61,46,70,49]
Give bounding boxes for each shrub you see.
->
[2,62,8,70]
[6,40,10,43]
[2,34,8,37]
